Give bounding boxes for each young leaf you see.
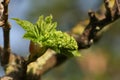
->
[12,15,80,57]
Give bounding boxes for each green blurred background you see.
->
[0,0,120,80]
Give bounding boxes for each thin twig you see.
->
[1,0,11,66]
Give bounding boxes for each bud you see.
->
[28,41,47,63]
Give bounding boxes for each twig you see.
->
[0,0,27,80]
[1,0,11,66]
[76,0,120,49]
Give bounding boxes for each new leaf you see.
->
[12,15,80,57]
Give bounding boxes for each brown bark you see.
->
[1,0,11,66]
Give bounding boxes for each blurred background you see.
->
[0,0,120,80]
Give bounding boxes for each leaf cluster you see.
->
[12,15,80,57]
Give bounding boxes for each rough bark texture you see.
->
[0,0,120,80]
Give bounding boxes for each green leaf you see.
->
[12,18,35,31]
[12,15,80,57]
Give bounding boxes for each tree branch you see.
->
[75,0,120,49]
[1,53,26,80]
[1,0,11,66]
[26,0,120,77]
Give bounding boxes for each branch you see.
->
[26,0,120,77]
[76,0,120,49]
[26,49,67,80]
[0,53,26,80]
[1,0,11,66]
